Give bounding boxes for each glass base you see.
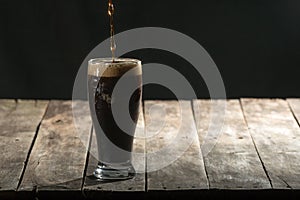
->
[93,162,135,181]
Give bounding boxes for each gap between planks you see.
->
[2,100,299,194]
[145,100,208,190]
[239,99,274,188]
[241,98,300,189]
[80,125,93,194]
[287,99,300,128]
[0,100,49,191]
[193,99,271,189]
[16,101,50,190]
[18,100,91,191]
[191,100,211,189]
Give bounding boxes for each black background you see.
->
[0,0,300,99]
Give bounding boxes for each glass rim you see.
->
[88,58,141,66]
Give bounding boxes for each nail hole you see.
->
[15,138,19,142]
[238,137,243,139]
[97,187,102,189]
[128,187,132,190]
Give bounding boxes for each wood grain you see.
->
[241,99,300,189]
[0,100,48,191]
[145,100,208,190]
[19,100,91,191]
[193,100,271,189]
[83,106,145,192]
[2,98,300,195]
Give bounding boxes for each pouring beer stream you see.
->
[108,0,116,62]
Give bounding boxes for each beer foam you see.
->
[88,58,142,77]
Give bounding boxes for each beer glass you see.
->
[87,58,142,180]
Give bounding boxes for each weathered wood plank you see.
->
[287,99,300,125]
[83,107,145,192]
[145,100,208,190]
[0,100,48,191]
[19,100,91,191]
[241,98,300,189]
[193,100,271,189]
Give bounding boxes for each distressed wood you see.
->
[0,100,48,191]
[1,98,300,195]
[241,99,300,189]
[287,99,300,125]
[193,100,271,189]
[83,106,145,192]
[19,100,91,191]
[145,100,208,190]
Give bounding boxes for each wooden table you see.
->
[1,99,300,199]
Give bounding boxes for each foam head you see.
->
[88,58,142,77]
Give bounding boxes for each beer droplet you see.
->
[108,2,114,16]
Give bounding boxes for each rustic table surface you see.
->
[0,99,300,200]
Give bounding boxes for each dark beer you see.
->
[88,58,142,179]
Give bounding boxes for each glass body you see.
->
[87,58,142,180]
